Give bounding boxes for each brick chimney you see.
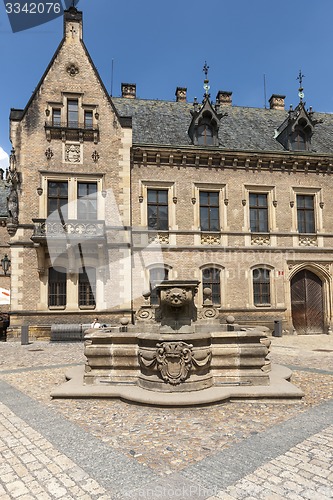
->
[121,83,136,99]
[216,90,232,106]
[269,94,285,110]
[175,87,187,102]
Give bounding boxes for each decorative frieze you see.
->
[251,234,270,246]
[299,235,318,247]
[201,233,221,245]
[148,232,169,244]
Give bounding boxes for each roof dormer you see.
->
[275,71,321,152]
[188,63,224,146]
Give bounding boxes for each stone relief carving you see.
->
[66,64,79,77]
[139,341,211,385]
[148,232,169,244]
[299,236,318,247]
[251,234,270,246]
[65,143,81,163]
[201,233,220,245]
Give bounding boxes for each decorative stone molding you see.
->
[148,232,169,244]
[201,233,221,245]
[251,234,270,246]
[299,235,318,247]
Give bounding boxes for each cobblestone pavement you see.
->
[0,335,332,499]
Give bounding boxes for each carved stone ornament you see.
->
[198,306,219,320]
[135,307,154,321]
[45,147,54,160]
[251,234,270,246]
[156,342,193,385]
[65,143,81,163]
[92,150,100,163]
[139,340,212,385]
[164,287,187,308]
[67,64,79,77]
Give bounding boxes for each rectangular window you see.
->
[147,189,168,230]
[84,110,93,129]
[67,99,78,128]
[249,193,268,232]
[297,195,315,233]
[48,267,66,307]
[253,268,271,306]
[200,191,219,231]
[79,267,96,307]
[47,181,68,219]
[52,108,61,127]
[77,182,97,220]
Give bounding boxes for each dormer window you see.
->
[291,127,307,151]
[275,102,319,152]
[188,97,223,146]
[197,122,214,146]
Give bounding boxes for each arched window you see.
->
[253,268,270,306]
[202,267,221,305]
[149,267,169,305]
[48,267,66,307]
[79,267,96,307]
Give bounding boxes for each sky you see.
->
[1,0,333,165]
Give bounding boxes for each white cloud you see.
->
[0,147,9,172]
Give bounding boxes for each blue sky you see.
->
[1,0,333,165]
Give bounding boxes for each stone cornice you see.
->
[131,144,333,175]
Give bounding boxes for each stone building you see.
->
[7,6,333,338]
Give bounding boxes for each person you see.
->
[91,318,100,329]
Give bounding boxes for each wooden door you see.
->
[291,270,324,334]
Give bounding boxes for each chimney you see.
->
[175,87,187,102]
[121,83,136,99]
[216,90,232,106]
[269,94,285,110]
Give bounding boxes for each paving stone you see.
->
[0,337,332,499]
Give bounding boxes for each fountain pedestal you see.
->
[52,280,303,405]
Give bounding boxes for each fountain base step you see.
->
[51,364,304,406]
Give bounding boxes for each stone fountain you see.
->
[52,280,303,405]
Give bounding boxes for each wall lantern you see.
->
[1,254,11,275]
[37,187,43,196]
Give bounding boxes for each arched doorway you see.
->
[291,269,324,334]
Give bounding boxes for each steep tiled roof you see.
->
[112,97,333,154]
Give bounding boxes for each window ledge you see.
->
[48,306,66,310]
[79,305,96,310]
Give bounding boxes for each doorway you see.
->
[291,269,324,334]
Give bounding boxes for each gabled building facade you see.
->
[7,7,333,338]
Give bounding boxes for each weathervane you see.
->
[203,61,210,96]
[297,70,305,102]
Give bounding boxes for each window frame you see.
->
[249,192,269,233]
[202,267,221,305]
[149,267,169,305]
[77,182,98,220]
[78,267,96,308]
[147,188,169,231]
[252,267,271,307]
[296,194,315,234]
[199,191,220,232]
[48,266,67,308]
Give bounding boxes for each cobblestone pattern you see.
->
[209,425,333,499]
[0,335,332,499]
